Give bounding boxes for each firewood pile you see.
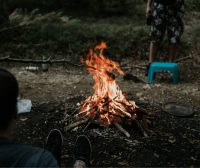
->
[63,97,151,137]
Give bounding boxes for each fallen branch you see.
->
[175,55,193,63]
[121,55,193,70]
[0,56,100,71]
[0,42,50,47]
[121,66,146,70]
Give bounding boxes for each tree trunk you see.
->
[0,0,9,25]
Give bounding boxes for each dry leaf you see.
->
[168,139,176,143]
[142,84,151,90]
[90,159,94,165]
[111,155,118,159]
[118,162,129,166]
[189,140,194,144]
[136,92,143,97]
[154,153,159,157]
[55,110,59,113]
[20,118,28,121]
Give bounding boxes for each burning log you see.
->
[64,42,151,137]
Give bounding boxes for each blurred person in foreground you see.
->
[0,68,91,168]
[144,0,184,76]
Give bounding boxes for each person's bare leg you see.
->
[168,42,178,62]
[149,42,160,63]
[74,161,86,168]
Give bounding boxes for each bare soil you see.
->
[3,57,200,167]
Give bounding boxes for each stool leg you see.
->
[153,72,156,80]
[172,68,178,84]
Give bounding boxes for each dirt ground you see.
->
[2,56,200,167]
[6,57,200,109]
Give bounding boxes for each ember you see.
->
[64,42,151,137]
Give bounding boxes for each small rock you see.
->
[168,139,176,143]
[73,126,78,132]
[155,84,161,87]
[143,84,151,90]
[20,118,28,122]
[136,92,143,97]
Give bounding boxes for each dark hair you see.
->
[0,69,18,130]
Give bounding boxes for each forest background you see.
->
[0,0,200,65]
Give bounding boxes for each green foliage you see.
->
[0,0,194,63]
[185,0,200,11]
[30,8,39,16]
[56,11,63,17]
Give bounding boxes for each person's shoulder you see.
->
[23,145,58,167]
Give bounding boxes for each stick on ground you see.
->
[65,118,89,132]
[113,122,130,138]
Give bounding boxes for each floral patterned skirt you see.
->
[150,0,184,44]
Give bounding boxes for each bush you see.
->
[0,1,193,63]
[185,0,200,11]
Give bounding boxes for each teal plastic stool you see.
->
[148,62,179,84]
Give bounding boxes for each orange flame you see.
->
[79,42,137,125]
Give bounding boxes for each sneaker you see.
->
[143,63,151,76]
[46,129,63,167]
[73,135,92,168]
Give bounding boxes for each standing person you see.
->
[0,68,91,168]
[144,0,184,76]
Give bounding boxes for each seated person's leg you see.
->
[46,129,63,167]
[73,135,92,168]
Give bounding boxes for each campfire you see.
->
[64,42,151,137]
